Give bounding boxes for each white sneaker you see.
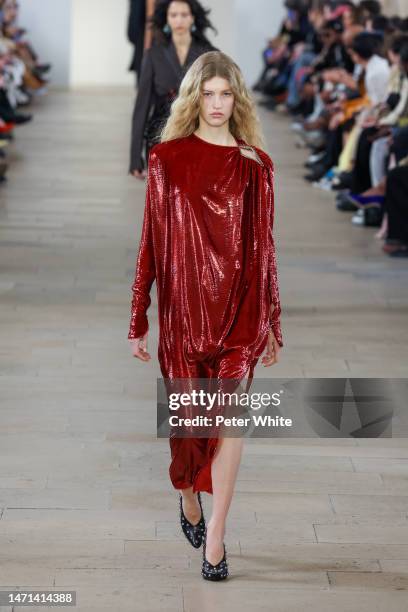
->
[313,177,333,191]
[308,151,325,164]
[15,89,30,105]
[351,210,364,225]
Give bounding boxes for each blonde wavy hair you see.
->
[160,51,266,150]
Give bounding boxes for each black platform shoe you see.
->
[202,528,229,581]
[179,491,205,549]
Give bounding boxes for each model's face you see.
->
[167,1,194,36]
[198,77,235,128]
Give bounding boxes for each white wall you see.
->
[70,0,134,87]
[382,0,408,15]
[19,0,72,87]
[234,0,285,87]
[200,0,285,87]
[203,0,236,57]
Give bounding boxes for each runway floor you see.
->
[0,89,408,611]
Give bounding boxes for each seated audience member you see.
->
[0,0,51,183]
[285,1,325,113]
[256,1,408,258]
[344,46,408,233]
[254,0,313,102]
[383,152,408,257]
[343,35,408,200]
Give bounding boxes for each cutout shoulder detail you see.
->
[238,144,264,166]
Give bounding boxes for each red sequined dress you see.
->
[128,132,283,494]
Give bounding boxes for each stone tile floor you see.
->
[0,90,407,611]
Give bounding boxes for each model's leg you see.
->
[180,487,201,524]
[179,442,204,525]
[205,436,244,564]
[204,355,252,565]
[171,359,214,525]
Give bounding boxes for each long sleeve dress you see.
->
[128,131,283,494]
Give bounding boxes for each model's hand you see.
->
[261,329,280,367]
[131,169,147,180]
[129,333,151,362]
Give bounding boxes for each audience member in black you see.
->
[312,19,354,74]
[129,0,217,178]
[359,1,382,20]
[368,14,390,35]
[391,125,408,165]
[384,165,408,257]
[388,16,406,33]
[280,0,312,47]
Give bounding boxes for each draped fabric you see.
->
[128,132,283,493]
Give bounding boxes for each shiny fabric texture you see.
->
[128,132,283,494]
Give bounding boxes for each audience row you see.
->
[255,0,408,258]
[0,0,50,182]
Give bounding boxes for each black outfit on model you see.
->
[127,0,147,84]
[129,36,216,174]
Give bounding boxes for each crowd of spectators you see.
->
[254,0,408,258]
[0,0,50,183]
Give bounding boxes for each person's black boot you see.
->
[202,528,229,581]
[179,491,205,549]
[36,63,52,73]
[331,171,353,191]
[12,113,33,125]
[303,162,329,182]
[363,206,383,227]
[336,193,358,211]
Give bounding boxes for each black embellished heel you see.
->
[179,491,206,549]
[202,528,229,581]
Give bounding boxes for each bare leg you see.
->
[205,436,244,564]
[375,213,388,240]
[180,486,201,525]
